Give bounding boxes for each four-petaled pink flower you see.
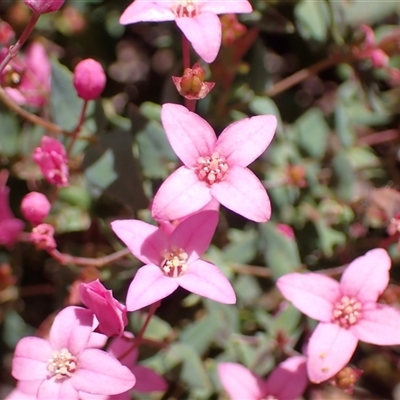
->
[119,0,253,63]
[107,332,168,399]
[218,356,308,400]
[79,279,128,337]
[277,248,400,383]
[111,210,236,311]
[0,170,24,248]
[12,306,136,399]
[33,136,69,187]
[151,104,277,223]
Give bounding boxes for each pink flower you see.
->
[0,170,24,248]
[277,248,400,383]
[119,0,252,63]
[107,333,167,399]
[2,42,51,107]
[73,59,106,101]
[12,306,136,399]
[21,192,51,225]
[79,279,128,337]
[33,136,69,187]
[24,0,65,14]
[151,104,277,223]
[218,356,308,400]
[30,223,56,251]
[111,210,236,311]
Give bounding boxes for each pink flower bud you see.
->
[32,136,69,188]
[24,0,65,14]
[79,279,128,337]
[30,223,56,251]
[73,59,106,101]
[21,192,51,225]
[0,21,15,46]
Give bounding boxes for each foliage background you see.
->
[1,0,400,398]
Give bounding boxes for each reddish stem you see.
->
[0,12,40,73]
[67,100,88,156]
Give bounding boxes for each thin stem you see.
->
[47,247,132,268]
[66,100,88,156]
[182,34,191,70]
[266,54,348,98]
[0,12,40,73]
[185,98,196,112]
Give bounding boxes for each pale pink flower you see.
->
[107,333,167,399]
[0,170,24,248]
[12,306,136,400]
[277,248,400,383]
[151,104,277,223]
[2,42,51,107]
[119,0,252,63]
[33,136,69,187]
[111,210,236,311]
[79,279,128,337]
[218,356,308,400]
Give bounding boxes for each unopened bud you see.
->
[220,14,247,47]
[21,192,51,225]
[172,63,215,100]
[30,223,56,251]
[73,58,106,101]
[24,0,65,14]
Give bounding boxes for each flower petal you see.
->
[217,363,265,400]
[277,273,339,322]
[340,248,391,303]
[131,365,168,393]
[351,304,400,345]
[215,115,277,167]
[178,259,236,304]
[151,167,212,221]
[211,166,271,222]
[49,306,94,355]
[170,210,219,262]
[201,0,253,14]
[126,264,179,311]
[264,356,308,400]
[37,379,78,400]
[111,219,166,265]
[120,0,175,24]
[161,103,217,167]
[12,337,51,381]
[176,13,221,63]
[307,323,358,383]
[71,349,135,395]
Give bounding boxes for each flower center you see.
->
[196,152,229,185]
[332,295,363,328]
[172,0,198,18]
[47,348,78,380]
[161,246,189,277]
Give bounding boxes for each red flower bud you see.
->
[73,58,106,101]
[24,0,65,14]
[220,14,247,47]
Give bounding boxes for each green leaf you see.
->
[130,313,172,341]
[224,229,258,264]
[136,120,177,179]
[295,108,330,159]
[83,131,148,212]
[0,110,19,157]
[332,151,355,201]
[50,58,85,131]
[295,0,329,42]
[315,220,346,257]
[260,223,301,279]
[3,310,35,348]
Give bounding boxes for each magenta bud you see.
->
[24,0,65,14]
[21,192,51,225]
[73,59,106,101]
